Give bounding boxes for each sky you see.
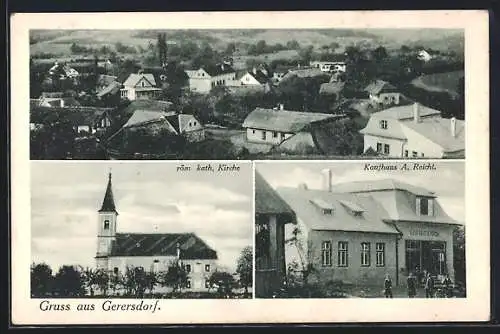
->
[31,161,253,273]
[256,161,465,224]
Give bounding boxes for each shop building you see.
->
[274,169,462,286]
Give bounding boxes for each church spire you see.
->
[99,171,118,214]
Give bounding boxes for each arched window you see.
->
[104,220,110,229]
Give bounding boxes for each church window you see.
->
[104,220,110,230]
[205,280,210,288]
[113,267,119,275]
[186,280,191,289]
[185,264,191,273]
[205,264,211,272]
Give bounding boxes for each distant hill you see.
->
[30,28,464,57]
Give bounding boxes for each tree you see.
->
[53,265,86,297]
[371,46,388,63]
[225,42,236,56]
[31,263,53,297]
[161,262,189,293]
[236,246,253,295]
[453,226,466,285]
[80,267,98,296]
[144,271,159,295]
[208,271,235,297]
[95,269,110,296]
[286,40,300,50]
[121,266,148,297]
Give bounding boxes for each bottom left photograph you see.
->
[30,161,253,299]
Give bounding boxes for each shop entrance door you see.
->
[405,240,446,276]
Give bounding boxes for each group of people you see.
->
[383,272,454,298]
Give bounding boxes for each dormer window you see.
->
[339,200,365,218]
[379,120,388,129]
[310,198,334,215]
[416,197,434,216]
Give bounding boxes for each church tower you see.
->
[95,172,118,270]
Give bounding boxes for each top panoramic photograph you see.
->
[29,28,465,160]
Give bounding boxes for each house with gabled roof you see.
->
[120,72,162,101]
[263,168,462,287]
[360,102,465,158]
[239,67,271,86]
[186,63,237,93]
[365,79,402,106]
[95,172,218,292]
[242,105,344,146]
[108,109,205,144]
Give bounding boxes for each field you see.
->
[411,70,464,97]
[30,29,464,58]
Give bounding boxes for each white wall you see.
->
[401,125,446,158]
[240,72,261,85]
[120,88,136,101]
[246,128,293,144]
[363,134,405,157]
[107,256,218,292]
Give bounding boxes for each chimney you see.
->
[252,67,257,75]
[60,99,65,108]
[176,243,181,259]
[413,102,421,123]
[221,63,225,71]
[321,169,332,192]
[451,117,457,137]
[298,183,308,190]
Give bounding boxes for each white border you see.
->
[11,10,490,324]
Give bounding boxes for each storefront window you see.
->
[405,239,446,276]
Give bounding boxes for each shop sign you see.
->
[409,229,440,237]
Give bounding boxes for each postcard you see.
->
[10,10,489,324]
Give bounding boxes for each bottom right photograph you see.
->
[254,160,465,299]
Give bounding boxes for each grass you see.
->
[411,70,464,97]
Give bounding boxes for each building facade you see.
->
[120,73,162,101]
[95,173,218,292]
[365,80,402,106]
[360,103,465,158]
[186,63,237,93]
[273,169,461,286]
[242,106,343,145]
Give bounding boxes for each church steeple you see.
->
[99,172,118,214]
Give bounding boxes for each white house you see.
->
[239,68,270,86]
[186,63,237,93]
[120,73,162,101]
[365,80,402,106]
[95,173,218,292]
[110,110,205,143]
[242,106,343,145]
[270,169,461,286]
[417,50,433,62]
[310,60,347,73]
[359,103,465,158]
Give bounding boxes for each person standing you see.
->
[424,273,434,298]
[384,274,393,298]
[442,274,453,298]
[407,272,417,298]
